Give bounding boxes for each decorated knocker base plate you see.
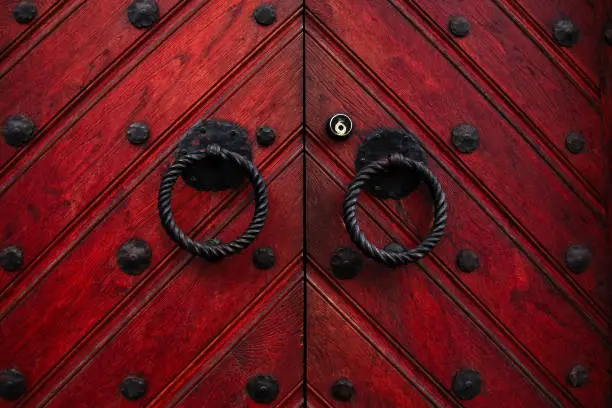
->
[355,129,427,199]
[176,120,253,191]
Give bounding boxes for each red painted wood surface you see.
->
[1,0,611,406]
[306,0,611,407]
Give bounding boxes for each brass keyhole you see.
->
[334,120,348,137]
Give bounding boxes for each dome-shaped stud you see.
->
[451,124,480,153]
[0,246,24,272]
[331,377,355,402]
[253,4,276,26]
[246,374,279,404]
[0,369,27,401]
[256,126,276,147]
[456,249,480,273]
[120,375,147,400]
[252,246,276,270]
[13,1,37,24]
[331,247,362,279]
[564,244,591,274]
[449,16,470,38]
[116,238,152,275]
[2,114,36,147]
[127,0,160,29]
[452,368,482,400]
[553,19,580,47]
[567,365,588,388]
[127,122,150,145]
[565,131,585,154]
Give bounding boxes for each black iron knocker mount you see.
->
[343,128,447,267]
[158,120,268,261]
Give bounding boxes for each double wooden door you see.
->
[0,0,610,406]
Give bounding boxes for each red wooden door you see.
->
[305,0,612,407]
[0,0,303,406]
[1,0,611,407]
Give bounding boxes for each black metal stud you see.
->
[564,244,591,274]
[605,21,612,46]
[567,365,588,388]
[449,16,470,38]
[355,128,427,199]
[0,246,24,272]
[246,374,279,404]
[127,0,160,29]
[13,1,37,24]
[127,122,150,145]
[553,19,580,47]
[331,247,362,279]
[331,377,355,402]
[2,114,36,147]
[256,126,276,147]
[451,124,479,153]
[253,4,276,26]
[326,113,353,139]
[253,246,276,270]
[116,238,152,275]
[452,368,482,400]
[176,120,252,191]
[120,375,147,400]
[456,249,480,273]
[565,131,585,154]
[0,369,26,402]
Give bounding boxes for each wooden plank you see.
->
[0,37,302,404]
[0,0,300,291]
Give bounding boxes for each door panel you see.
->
[1,0,302,406]
[306,0,610,407]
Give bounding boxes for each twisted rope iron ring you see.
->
[343,154,448,267]
[158,145,268,261]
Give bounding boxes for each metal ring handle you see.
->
[343,153,448,266]
[158,144,268,261]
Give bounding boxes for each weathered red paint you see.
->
[1,0,610,406]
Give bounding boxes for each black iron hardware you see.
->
[116,238,153,275]
[343,129,447,267]
[2,114,36,147]
[567,365,589,388]
[330,246,362,279]
[13,1,36,24]
[256,126,276,147]
[246,374,279,404]
[0,246,24,272]
[456,249,480,273]
[331,377,355,402]
[0,369,26,401]
[564,244,591,274]
[451,123,479,153]
[553,19,580,47]
[253,4,277,26]
[448,16,470,38]
[252,246,276,270]
[565,131,585,154]
[158,120,268,261]
[326,113,353,139]
[127,0,160,29]
[452,368,482,400]
[127,122,150,145]
[120,375,147,400]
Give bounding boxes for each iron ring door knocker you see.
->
[158,120,268,261]
[342,128,448,267]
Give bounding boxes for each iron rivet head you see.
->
[0,369,26,401]
[2,114,36,147]
[116,238,152,275]
[253,4,276,26]
[565,131,585,154]
[564,244,591,274]
[256,126,276,147]
[449,16,470,38]
[567,365,588,388]
[331,247,362,279]
[384,242,405,253]
[127,122,150,145]
[331,377,355,402]
[246,374,279,404]
[451,124,479,153]
[605,22,612,45]
[120,375,147,400]
[13,1,37,24]
[326,113,353,139]
[553,19,580,47]
[0,246,24,272]
[456,249,480,273]
[253,246,276,270]
[452,368,482,400]
[127,0,160,29]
